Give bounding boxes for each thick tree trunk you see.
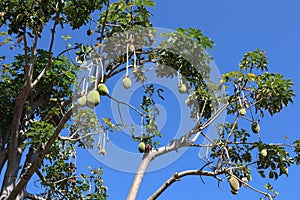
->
[1,150,22,199]
[127,153,154,200]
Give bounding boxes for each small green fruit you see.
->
[129,44,135,52]
[123,77,132,89]
[251,122,260,133]
[138,142,146,153]
[86,90,100,108]
[178,83,187,94]
[261,149,267,157]
[77,95,87,106]
[239,108,246,116]
[228,176,240,195]
[97,83,109,96]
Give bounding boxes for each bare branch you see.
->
[233,175,273,200]
[25,192,46,200]
[128,102,230,199]
[59,131,101,142]
[108,94,144,116]
[216,116,239,171]
[148,169,223,200]
[32,5,60,89]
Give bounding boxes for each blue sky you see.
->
[90,1,300,199]
[2,0,300,199]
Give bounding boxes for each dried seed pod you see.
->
[228,176,240,195]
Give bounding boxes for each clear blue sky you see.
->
[9,0,300,199]
[88,1,300,199]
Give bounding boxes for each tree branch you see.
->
[7,106,74,200]
[127,102,230,199]
[148,169,223,200]
[35,169,67,199]
[31,4,60,89]
[25,192,46,200]
[127,153,154,200]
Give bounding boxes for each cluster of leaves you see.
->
[41,158,107,199]
[155,28,220,121]
[97,0,155,39]
[0,0,107,35]
[131,84,163,147]
[206,49,297,198]
[222,49,295,117]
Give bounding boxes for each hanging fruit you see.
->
[86,90,100,108]
[123,76,132,89]
[138,142,146,153]
[228,176,240,195]
[97,83,109,96]
[178,83,187,94]
[77,95,87,106]
[239,108,246,116]
[251,122,260,133]
[260,149,267,157]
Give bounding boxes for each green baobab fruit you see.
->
[138,142,146,153]
[239,108,246,116]
[123,76,132,89]
[129,44,135,52]
[228,176,240,195]
[178,83,187,94]
[97,83,109,96]
[261,149,267,157]
[77,95,87,106]
[251,122,260,133]
[86,90,100,108]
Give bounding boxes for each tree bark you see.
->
[127,153,154,200]
[147,170,218,200]
[6,107,74,200]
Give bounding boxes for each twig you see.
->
[107,94,144,116]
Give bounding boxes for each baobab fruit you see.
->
[228,176,240,195]
[97,83,109,96]
[87,29,94,36]
[239,108,246,116]
[77,95,87,106]
[231,189,238,195]
[178,83,187,94]
[129,44,135,52]
[251,122,260,133]
[86,90,100,108]
[138,142,145,153]
[261,149,267,157]
[123,76,132,89]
